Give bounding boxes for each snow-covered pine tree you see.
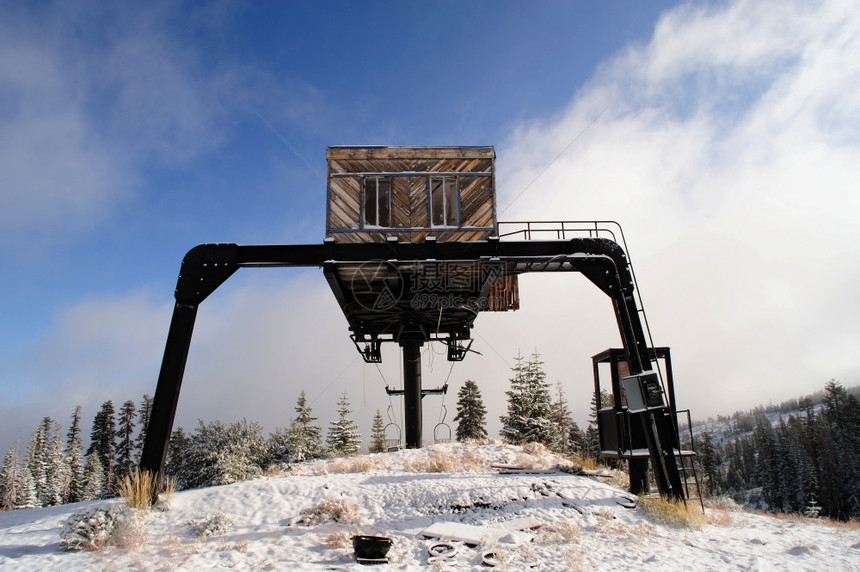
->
[585,388,611,461]
[267,426,292,465]
[168,419,270,490]
[697,430,723,496]
[369,409,386,453]
[45,424,70,506]
[820,379,860,519]
[286,391,323,462]
[81,453,105,501]
[213,419,268,486]
[0,445,21,511]
[753,414,782,511]
[499,354,530,445]
[454,379,488,442]
[134,394,153,464]
[115,400,136,482]
[550,381,585,454]
[499,353,558,447]
[327,392,362,456]
[16,466,38,510]
[26,417,53,507]
[86,401,117,492]
[164,427,192,489]
[65,406,85,504]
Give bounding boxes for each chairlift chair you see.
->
[383,405,402,451]
[434,404,452,444]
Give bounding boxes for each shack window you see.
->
[430,176,458,227]
[363,177,391,227]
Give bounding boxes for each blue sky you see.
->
[2,0,859,453]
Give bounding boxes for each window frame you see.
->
[362,176,392,228]
[429,175,459,228]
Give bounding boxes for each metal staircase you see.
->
[503,221,696,504]
[675,409,705,510]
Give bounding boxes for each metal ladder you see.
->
[675,409,705,511]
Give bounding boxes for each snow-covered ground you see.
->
[1,442,857,571]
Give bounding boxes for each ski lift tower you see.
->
[139,145,690,502]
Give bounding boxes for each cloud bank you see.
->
[497,0,860,415]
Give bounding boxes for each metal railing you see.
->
[497,220,623,242]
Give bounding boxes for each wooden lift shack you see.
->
[139,145,692,502]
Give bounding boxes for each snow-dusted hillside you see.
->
[0,442,857,571]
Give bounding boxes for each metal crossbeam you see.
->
[139,238,685,500]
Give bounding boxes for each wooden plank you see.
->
[327,146,494,161]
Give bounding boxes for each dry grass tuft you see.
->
[298,497,365,526]
[328,455,388,474]
[322,526,362,549]
[160,475,176,506]
[562,546,591,571]
[539,520,581,544]
[460,448,488,471]
[403,450,462,473]
[638,496,706,529]
[116,469,158,510]
[570,454,598,471]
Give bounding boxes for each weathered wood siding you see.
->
[326,146,497,243]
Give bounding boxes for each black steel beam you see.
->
[139,301,199,486]
[139,237,680,498]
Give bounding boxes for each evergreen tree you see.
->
[165,419,269,490]
[327,392,362,456]
[724,437,755,492]
[0,445,22,511]
[697,430,723,496]
[286,391,323,462]
[115,400,136,482]
[16,466,39,510]
[819,380,860,519]
[1,442,38,510]
[454,379,488,442]
[267,427,292,466]
[45,424,70,506]
[369,409,386,453]
[164,427,192,489]
[135,394,153,464]
[753,414,783,511]
[585,388,611,461]
[500,353,559,447]
[87,401,117,492]
[81,453,104,501]
[26,417,53,506]
[65,406,85,504]
[550,382,585,454]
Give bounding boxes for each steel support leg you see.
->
[402,340,423,448]
[629,458,650,495]
[139,302,199,487]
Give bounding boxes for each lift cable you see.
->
[308,353,361,407]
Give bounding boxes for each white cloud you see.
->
[0,3,229,244]
[0,288,172,452]
[498,0,860,417]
